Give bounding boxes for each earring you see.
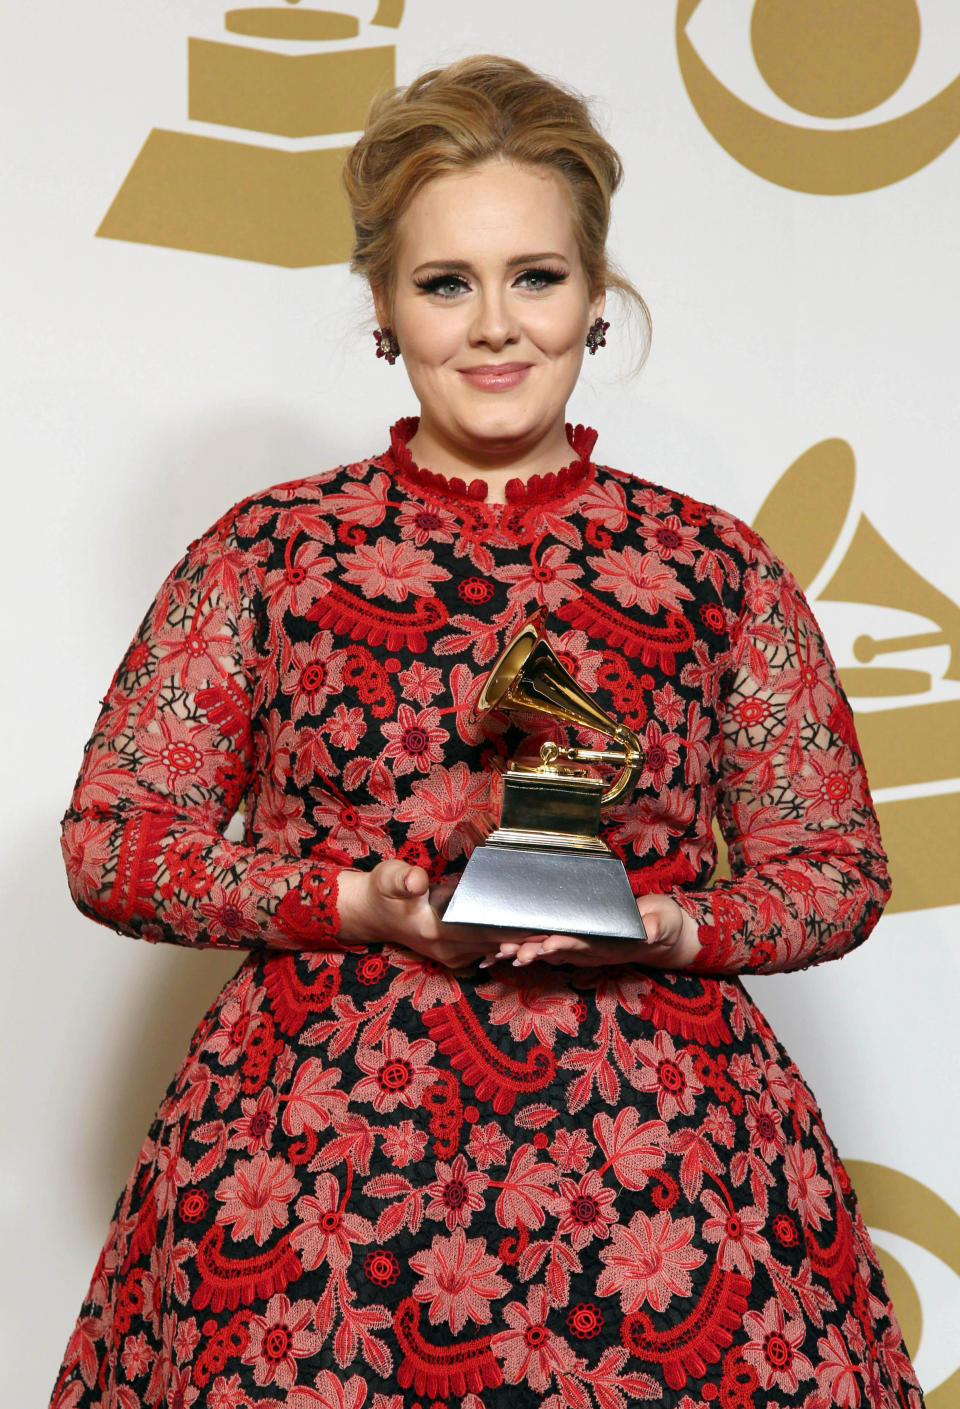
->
[586,317,610,355]
[373,326,400,364]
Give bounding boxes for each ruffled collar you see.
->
[384,417,597,510]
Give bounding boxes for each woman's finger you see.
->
[510,940,544,966]
[402,864,430,896]
[375,859,428,899]
[636,894,687,946]
[539,944,582,965]
[538,932,585,954]
[508,932,580,965]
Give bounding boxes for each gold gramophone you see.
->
[442,609,648,941]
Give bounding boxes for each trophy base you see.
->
[442,843,647,942]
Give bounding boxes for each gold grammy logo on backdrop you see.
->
[743,439,960,914]
[844,1160,960,1406]
[677,0,960,193]
[97,2,405,266]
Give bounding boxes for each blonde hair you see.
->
[343,55,651,356]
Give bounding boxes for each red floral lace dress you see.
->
[52,420,923,1409]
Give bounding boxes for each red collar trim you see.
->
[385,417,598,509]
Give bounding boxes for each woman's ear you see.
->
[371,284,391,329]
[589,287,607,326]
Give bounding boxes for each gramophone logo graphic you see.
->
[677,0,960,194]
[717,438,960,915]
[97,1,405,266]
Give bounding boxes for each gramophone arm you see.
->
[541,723,645,808]
[600,724,644,807]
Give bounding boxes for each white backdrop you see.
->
[3,2,959,1402]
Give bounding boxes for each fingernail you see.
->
[478,959,491,969]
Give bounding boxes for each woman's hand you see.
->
[336,861,528,972]
[478,894,702,971]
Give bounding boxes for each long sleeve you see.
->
[60,512,345,952]
[673,546,891,975]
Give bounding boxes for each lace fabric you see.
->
[51,429,920,1409]
[385,415,598,509]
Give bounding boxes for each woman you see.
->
[52,55,922,1409]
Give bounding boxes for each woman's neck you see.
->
[405,417,576,505]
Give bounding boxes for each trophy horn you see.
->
[479,609,644,808]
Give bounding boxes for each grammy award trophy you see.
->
[442,609,648,941]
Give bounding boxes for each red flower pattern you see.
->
[588,544,694,614]
[381,703,449,775]
[596,1207,706,1313]
[409,1228,510,1333]
[214,1151,300,1245]
[630,1029,703,1120]
[339,537,451,602]
[51,420,921,1409]
[492,1283,578,1391]
[241,1293,323,1388]
[742,1295,816,1395]
[424,1153,489,1230]
[289,1173,375,1270]
[351,1027,438,1114]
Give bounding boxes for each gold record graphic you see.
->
[677,0,960,194]
[97,2,405,266]
[841,1160,960,1405]
[711,438,960,914]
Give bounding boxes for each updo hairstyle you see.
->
[343,55,650,352]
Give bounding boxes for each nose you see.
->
[468,284,520,351]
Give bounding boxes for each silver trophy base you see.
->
[442,843,647,942]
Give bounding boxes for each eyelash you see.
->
[413,267,568,298]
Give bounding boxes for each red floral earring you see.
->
[373,327,400,364]
[586,317,610,354]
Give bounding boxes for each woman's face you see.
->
[377,159,604,464]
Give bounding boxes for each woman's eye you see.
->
[415,274,470,298]
[516,267,567,291]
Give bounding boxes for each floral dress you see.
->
[52,420,923,1409]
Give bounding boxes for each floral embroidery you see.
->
[51,421,921,1408]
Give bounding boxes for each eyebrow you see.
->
[410,252,571,276]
